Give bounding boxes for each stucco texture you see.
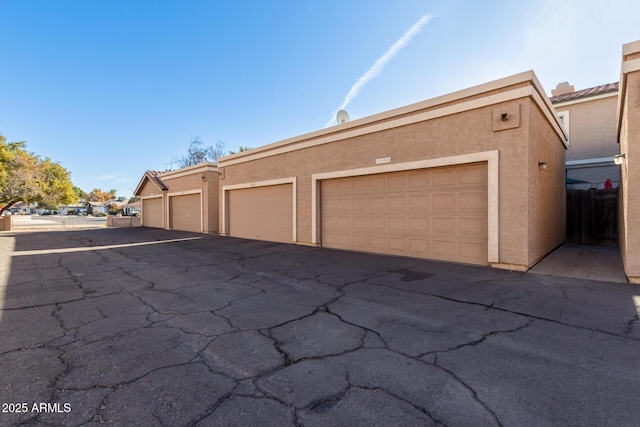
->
[220,81,566,271]
[137,167,219,233]
[619,70,640,282]
[560,96,618,161]
[528,103,566,266]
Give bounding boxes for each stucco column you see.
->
[617,40,640,283]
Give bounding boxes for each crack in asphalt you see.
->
[431,355,504,427]
[362,280,640,341]
[3,231,638,427]
[419,319,536,358]
[624,314,640,336]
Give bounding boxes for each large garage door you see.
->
[142,197,163,228]
[170,194,202,232]
[228,184,293,243]
[321,163,488,265]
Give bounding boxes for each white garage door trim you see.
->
[221,177,297,242]
[141,195,164,228]
[311,150,499,263]
[167,189,203,232]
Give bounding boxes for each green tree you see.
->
[128,196,141,203]
[228,146,251,155]
[0,135,76,215]
[73,186,87,200]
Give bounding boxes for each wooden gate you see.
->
[566,189,618,244]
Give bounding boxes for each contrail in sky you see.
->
[324,13,433,128]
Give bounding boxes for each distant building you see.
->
[9,202,37,215]
[58,205,87,215]
[550,81,619,189]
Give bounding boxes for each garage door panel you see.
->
[337,181,351,193]
[369,197,386,210]
[433,240,456,257]
[388,196,406,209]
[409,239,429,254]
[433,194,456,210]
[337,216,351,229]
[337,198,351,210]
[388,237,406,251]
[409,217,428,232]
[228,184,293,243]
[388,175,406,189]
[353,197,367,210]
[460,217,485,234]
[369,177,386,190]
[170,194,201,232]
[409,171,430,188]
[370,236,385,249]
[352,235,367,247]
[352,179,368,191]
[460,242,485,259]
[409,195,429,209]
[459,192,485,209]
[460,166,487,184]
[321,163,488,265]
[388,217,406,231]
[433,217,455,233]
[433,169,456,186]
[142,198,163,228]
[352,216,367,229]
[370,217,386,230]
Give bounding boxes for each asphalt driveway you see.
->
[0,228,639,426]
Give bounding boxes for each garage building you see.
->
[134,162,219,233]
[218,71,568,271]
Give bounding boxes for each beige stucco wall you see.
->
[136,165,219,233]
[528,103,567,266]
[207,172,219,234]
[0,217,11,231]
[557,95,618,161]
[618,43,640,282]
[107,216,141,227]
[138,180,163,198]
[219,75,565,270]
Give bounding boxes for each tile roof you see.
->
[145,170,168,191]
[550,82,619,104]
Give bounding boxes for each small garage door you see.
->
[321,163,488,265]
[228,184,293,243]
[142,197,163,228]
[170,193,202,232]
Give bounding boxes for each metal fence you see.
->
[8,215,107,231]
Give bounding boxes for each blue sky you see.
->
[1,0,639,198]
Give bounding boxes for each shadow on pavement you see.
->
[0,228,638,426]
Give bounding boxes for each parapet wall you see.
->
[107,216,141,228]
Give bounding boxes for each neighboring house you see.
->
[218,71,568,272]
[86,201,110,214]
[86,199,135,214]
[550,81,620,189]
[58,205,87,215]
[134,162,220,233]
[9,202,36,215]
[121,200,141,216]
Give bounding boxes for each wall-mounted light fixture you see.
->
[201,173,207,182]
[501,113,509,121]
[613,153,626,165]
[538,161,548,170]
